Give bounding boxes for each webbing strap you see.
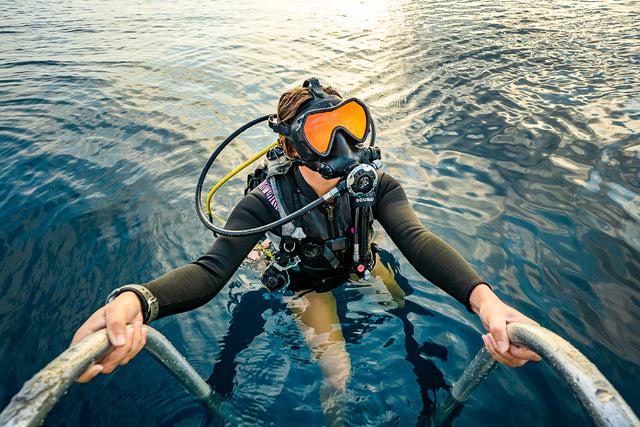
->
[268,176,296,237]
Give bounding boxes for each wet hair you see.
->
[276,85,342,158]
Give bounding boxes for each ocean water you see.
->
[1,0,639,426]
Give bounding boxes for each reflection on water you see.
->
[1,0,639,425]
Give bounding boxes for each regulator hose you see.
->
[198,180,346,236]
[195,115,270,229]
[195,119,349,236]
[195,114,377,237]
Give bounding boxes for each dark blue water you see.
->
[1,1,639,425]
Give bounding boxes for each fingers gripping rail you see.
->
[435,323,640,426]
[2,323,638,426]
[0,327,229,427]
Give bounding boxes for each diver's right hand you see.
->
[71,291,147,382]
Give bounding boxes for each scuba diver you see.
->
[70,78,541,425]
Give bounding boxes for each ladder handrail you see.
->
[436,323,640,426]
[0,326,229,427]
[2,323,637,426]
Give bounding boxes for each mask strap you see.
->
[268,77,324,134]
[267,114,290,136]
[303,77,325,99]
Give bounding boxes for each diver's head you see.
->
[268,78,378,180]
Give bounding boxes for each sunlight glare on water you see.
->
[1,0,639,426]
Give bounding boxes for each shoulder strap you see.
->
[265,145,293,178]
[266,172,306,239]
[245,145,293,196]
[268,175,296,237]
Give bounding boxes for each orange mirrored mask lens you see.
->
[302,100,368,155]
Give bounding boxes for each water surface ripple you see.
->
[1,1,639,426]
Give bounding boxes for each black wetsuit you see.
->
[144,167,485,319]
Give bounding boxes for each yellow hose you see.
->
[206,141,279,222]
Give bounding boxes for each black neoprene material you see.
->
[144,169,484,319]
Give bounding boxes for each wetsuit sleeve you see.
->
[144,189,277,319]
[373,174,486,310]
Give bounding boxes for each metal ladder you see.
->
[1,324,638,426]
[435,323,640,426]
[0,327,236,427]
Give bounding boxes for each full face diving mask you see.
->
[196,77,382,237]
[268,78,380,180]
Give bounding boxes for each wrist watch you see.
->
[106,284,159,324]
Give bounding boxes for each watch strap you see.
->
[106,284,159,324]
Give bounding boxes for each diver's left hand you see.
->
[469,284,542,367]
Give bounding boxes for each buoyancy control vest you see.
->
[245,145,375,291]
